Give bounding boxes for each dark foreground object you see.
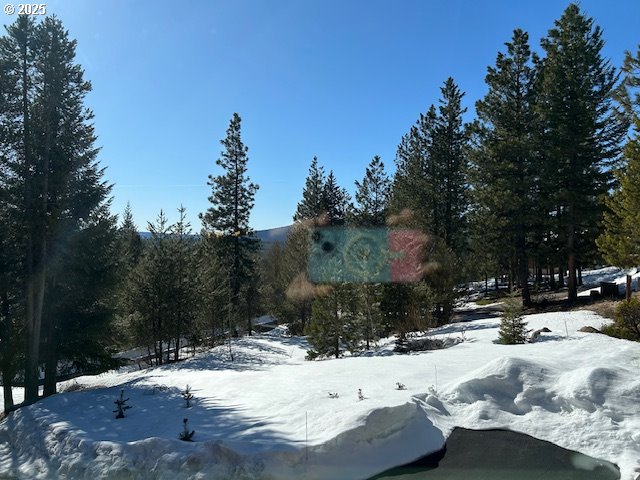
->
[371,428,620,480]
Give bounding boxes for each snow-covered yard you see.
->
[1,309,639,479]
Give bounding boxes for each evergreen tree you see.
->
[194,235,229,348]
[322,170,350,226]
[351,156,391,348]
[472,29,539,306]
[597,46,640,277]
[390,108,437,231]
[537,4,626,301]
[280,157,329,332]
[42,203,120,396]
[281,224,316,334]
[129,210,173,365]
[497,301,528,344]
[430,77,470,254]
[294,156,326,221]
[261,242,293,323]
[118,203,143,270]
[0,167,22,412]
[0,16,117,402]
[306,285,363,359]
[112,203,143,349]
[200,113,261,335]
[167,206,197,361]
[352,155,391,226]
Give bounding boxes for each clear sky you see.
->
[3,0,639,231]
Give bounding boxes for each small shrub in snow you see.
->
[357,389,364,401]
[613,299,640,340]
[113,389,132,419]
[182,384,194,408]
[305,349,319,361]
[497,301,528,344]
[328,392,339,399]
[396,382,406,390]
[179,418,195,441]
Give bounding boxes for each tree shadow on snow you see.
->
[2,381,302,457]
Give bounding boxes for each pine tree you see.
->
[497,301,528,344]
[179,418,195,441]
[113,203,143,349]
[261,242,296,324]
[390,108,437,231]
[168,206,197,361]
[113,389,132,419]
[537,4,626,301]
[200,113,261,335]
[352,156,391,226]
[281,224,316,334]
[42,203,120,396]
[194,236,229,348]
[306,285,363,359]
[0,16,117,402]
[430,77,470,254]
[118,203,143,270]
[472,29,539,306]
[0,169,22,412]
[129,210,173,365]
[182,385,194,408]
[597,46,640,294]
[294,156,326,221]
[322,171,350,226]
[351,156,391,348]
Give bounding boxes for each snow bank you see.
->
[2,310,640,479]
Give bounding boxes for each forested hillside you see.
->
[1,4,639,415]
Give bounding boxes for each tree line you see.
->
[1,5,639,411]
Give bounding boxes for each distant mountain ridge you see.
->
[138,225,291,247]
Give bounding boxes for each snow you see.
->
[578,267,640,297]
[1,310,640,479]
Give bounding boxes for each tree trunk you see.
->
[495,276,499,291]
[548,265,556,289]
[577,266,583,286]
[536,265,543,285]
[485,274,488,295]
[21,30,40,404]
[558,266,565,288]
[516,226,531,307]
[626,274,632,302]
[1,292,15,411]
[567,219,577,301]
[2,378,14,412]
[43,316,57,397]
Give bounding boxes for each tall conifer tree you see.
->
[597,46,640,283]
[294,156,326,221]
[200,113,260,335]
[0,16,117,402]
[537,4,626,301]
[473,29,538,306]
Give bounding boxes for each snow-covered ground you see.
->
[1,310,640,479]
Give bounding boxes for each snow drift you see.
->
[1,309,639,479]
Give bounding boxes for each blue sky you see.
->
[3,1,639,231]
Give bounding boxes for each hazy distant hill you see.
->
[254,225,291,245]
[138,225,291,248]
